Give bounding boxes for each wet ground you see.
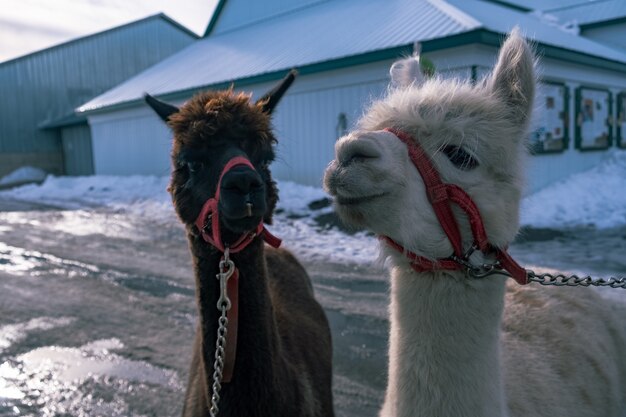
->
[0,197,625,417]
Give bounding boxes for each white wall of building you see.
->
[88,43,626,194]
[89,106,173,176]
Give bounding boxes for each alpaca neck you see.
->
[381,264,508,417]
[188,233,285,413]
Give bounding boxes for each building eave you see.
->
[580,15,626,31]
[38,113,87,130]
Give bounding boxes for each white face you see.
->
[324,31,535,260]
[325,127,487,259]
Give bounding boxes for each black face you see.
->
[171,140,277,241]
[145,70,297,243]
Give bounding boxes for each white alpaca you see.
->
[324,30,626,417]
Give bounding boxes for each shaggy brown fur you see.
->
[167,90,279,227]
[147,79,334,417]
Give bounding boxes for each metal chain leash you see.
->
[526,271,626,288]
[209,249,235,417]
[465,260,626,289]
[210,305,229,417]
[452,246,626,289]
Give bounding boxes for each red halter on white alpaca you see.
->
[194,156,282,253]
[382,127,529,285]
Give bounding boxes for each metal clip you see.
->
[450,244,505,279]
[216,248,235,310]
[203,214,213,232]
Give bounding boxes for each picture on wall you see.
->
[576,87,612,150]
[618,92,626,149]
[530,82,567,153]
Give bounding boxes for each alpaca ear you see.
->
[487,28,536,126]
[144,93,180,122]
[390,56,425,88]
[256,69,297,114]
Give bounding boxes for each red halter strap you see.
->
[382,128,528,285]
[193,156,282,253]
[193,155,281,384]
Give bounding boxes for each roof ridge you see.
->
[426,0,483,30]
[208,0,332,37]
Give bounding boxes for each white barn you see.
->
[78,0,626,193]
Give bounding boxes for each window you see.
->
[530,82,568,154]
[575,87,612,151]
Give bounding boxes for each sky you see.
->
[0,0,219,63]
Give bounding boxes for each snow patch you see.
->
[0,317,75,353]
[521,151,626,229]
[0,166,47,187]
[531,11,580,35]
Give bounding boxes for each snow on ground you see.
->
[0,166,47,187]
[521,150,626,229]
[0,175,379,265]
[1,152,625,264]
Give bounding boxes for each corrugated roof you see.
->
[0,13,197,68]
[449,0,626,55]
[78,0,626,114]
[544,0,626,27]
[77,0,475,113]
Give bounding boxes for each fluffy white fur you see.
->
[324,29,626,417]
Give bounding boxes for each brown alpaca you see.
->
[145,72,334,417]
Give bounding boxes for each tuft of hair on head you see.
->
[389,55,425,88]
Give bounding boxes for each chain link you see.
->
[210,308,229,417]
[209,248,234,417]
[466,262,626,289]
[526,271,626,288]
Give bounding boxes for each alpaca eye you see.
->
[187,161,203,173]
[442,145,479,170]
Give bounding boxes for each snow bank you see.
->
[1,175,170,211]
[0,166,47,187]
[521,151,626,229]
[0,176,379,265]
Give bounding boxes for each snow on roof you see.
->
[78,0,626,114]
[544,0,626,27]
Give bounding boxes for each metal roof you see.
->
[544,0,626,27]
[0,14,197,68]
[449,0,626,55]
[78,0,626,114]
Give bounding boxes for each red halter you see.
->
[194,156,281,253]
[193,155,282,383]
[382,128,528,285]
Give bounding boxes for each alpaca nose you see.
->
[219,166,266,220]
[336,133,381,166]
[220,166,263,195]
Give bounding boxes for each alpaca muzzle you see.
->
[381,128,529,285]
[194,156,281,254]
